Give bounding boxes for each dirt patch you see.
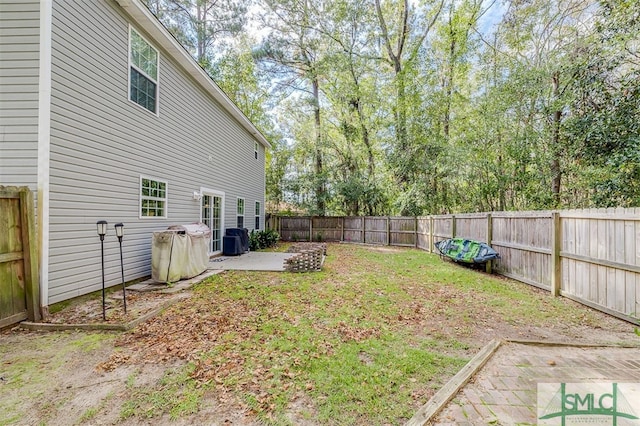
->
[44,290,179,325]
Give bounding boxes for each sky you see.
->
[477,0,508,36]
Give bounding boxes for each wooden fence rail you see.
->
[267,209,640,325]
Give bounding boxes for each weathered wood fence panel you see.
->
[279,216,312,242]
[559,208,640,322]
[365,217,388,245]
[491,211,553,291]
[390,217,417,247]
[0,186,40,327]
[311,216,342,242]
[416,217,432,252]
[432,215,453,245]
[454,213,489,243]
[344,217,364,243]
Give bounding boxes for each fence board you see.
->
[390,217,416,246]
[343,217,364,243]
[416,217,431,251]
[280,216,311,242]
[0,187,40,327]
[491,212,552,290]
[432,216,453,243]
[454,214,489,242]
[365,217,388,245]
[312,216,343,242]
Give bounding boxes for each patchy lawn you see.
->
[1,243,635,425]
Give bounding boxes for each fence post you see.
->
[485,213,493,274]
[429,216,434,253]
[415,217,418,248]
[309,216,313,242]
[341,216,345,242]
[451,215,456,238]
[551,211,561,296]
[387,216,391,246]
[362,217,366,244]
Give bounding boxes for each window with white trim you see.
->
[255,201,261,230]
[237,198,245,228]
[140,176,167,218]
[129,27,159,114]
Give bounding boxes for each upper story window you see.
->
[129,27,159,114]
[237,198,245,228]
[140,176,167,218]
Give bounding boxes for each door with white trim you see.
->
[201,193,223,254]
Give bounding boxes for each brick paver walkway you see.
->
[431,342,640,425]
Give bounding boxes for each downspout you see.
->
[37,0,53,317]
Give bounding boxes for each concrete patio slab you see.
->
[208,251,298,271]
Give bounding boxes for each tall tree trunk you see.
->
[442,9,456,140]
[551,71,562,207]
[375,0,410,183]
[312,75,325,215]
[349,65,375,179]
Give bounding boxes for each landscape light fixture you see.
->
[114,223,127,314]
[96,220,108,320]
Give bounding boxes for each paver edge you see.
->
[405,339,502,426]
[505,338,640,348]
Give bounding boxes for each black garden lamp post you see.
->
[96,220,107,320]
[115,223,127,314]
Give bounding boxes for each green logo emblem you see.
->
[538,383,639,425]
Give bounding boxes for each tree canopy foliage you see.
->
[146,0,640,214]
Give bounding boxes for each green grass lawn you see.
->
[118,243,622,425]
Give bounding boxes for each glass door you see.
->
[201,194,222,253]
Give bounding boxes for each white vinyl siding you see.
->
[0,1,40,189]
[45,0,265,304]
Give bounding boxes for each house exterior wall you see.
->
[0,1,40,189]
[46,0,266,304]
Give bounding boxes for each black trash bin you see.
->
[225,228,249,252]
[223,235,243,256]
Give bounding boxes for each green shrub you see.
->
[249,229,280,251]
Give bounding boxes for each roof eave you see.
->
[114,0,271,149]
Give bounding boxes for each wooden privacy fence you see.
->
[267,209,640,325]
[0,186,40,327]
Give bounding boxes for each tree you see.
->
[145,0,247,67]
[255,0,330,215]
[565,0,640,206]
[374,0,444,190]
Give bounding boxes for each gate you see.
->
[0,186,40,327]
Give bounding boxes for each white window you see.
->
[255,201,261,230]
[254,142,259,160]
[129,27,159,114]
[140,176,167,218]
[237,198,245,228]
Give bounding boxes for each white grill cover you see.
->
[151,223,211,283]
